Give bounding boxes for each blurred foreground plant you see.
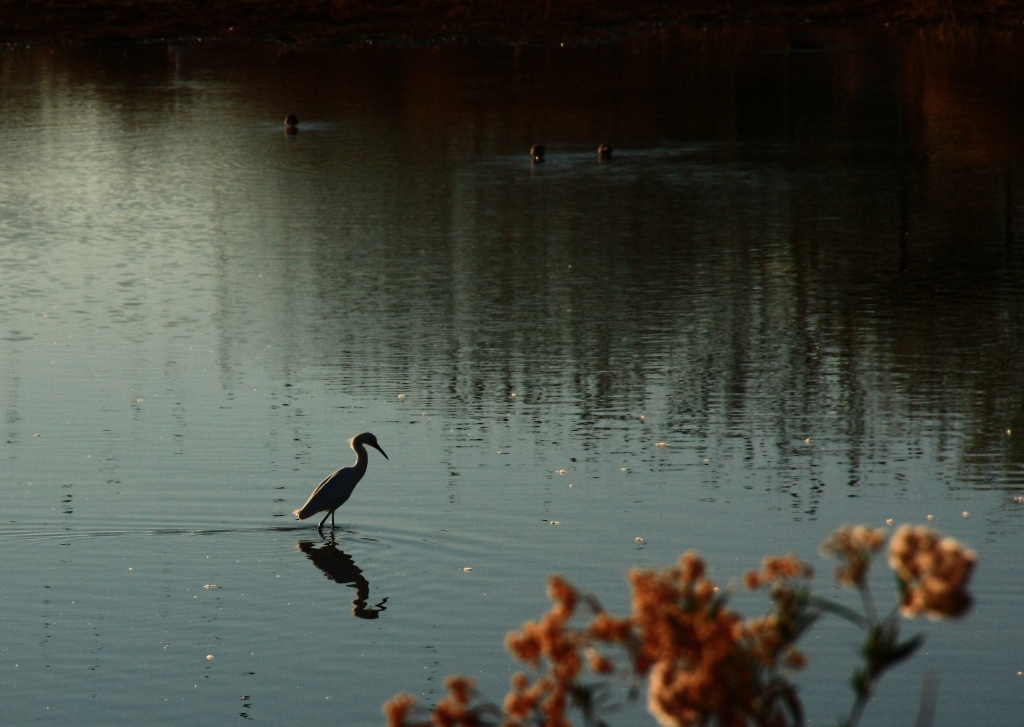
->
[383,524,975,727]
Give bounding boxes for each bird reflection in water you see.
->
[297,538,388,619]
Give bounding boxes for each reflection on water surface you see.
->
[1,26,1024,727]
[298,538,388,619]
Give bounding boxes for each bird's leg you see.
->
[318,511,330,535]
[330,510,336,531]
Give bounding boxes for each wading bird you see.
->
[294,432,389,535]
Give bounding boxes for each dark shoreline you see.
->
[2,1,1023,48]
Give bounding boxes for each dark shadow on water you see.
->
[297,537,388,620]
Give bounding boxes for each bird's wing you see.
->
[309,468,344,499]
[295,467,345,516]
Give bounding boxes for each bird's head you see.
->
[352,432,389,460]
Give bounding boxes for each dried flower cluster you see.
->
[635,552,810,727]
[384,524,975,727]
[888,525,976,619]
[383,693,420,727]
[384,676,496,727]
[503,575,588,727]
[820,526,887,588]
[743,554,816,674]
[743,554,814,590]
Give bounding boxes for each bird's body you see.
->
[294,432,388,534]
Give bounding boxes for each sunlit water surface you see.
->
[2,27,1024,726]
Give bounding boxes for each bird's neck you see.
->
[352,443,369,472]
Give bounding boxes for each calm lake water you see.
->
[2,26,1024,726]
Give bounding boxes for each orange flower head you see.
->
[678,552,706,584]
[505,626,542,666]
[888,525,976,619]
[382,693,419,727]
[588,611,634,644]
[547,574,578,613]
[751,554,813,587]
[586,646,615,674]
[744,569,762,590]
[783,648,808,670]
[504,672,542,719]
[444,675,476,706]
[821,525,887,587]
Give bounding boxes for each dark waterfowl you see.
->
[294,432,389,535]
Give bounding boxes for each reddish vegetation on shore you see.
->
[1,0,1023,46]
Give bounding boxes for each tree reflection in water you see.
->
[297,539,388,619]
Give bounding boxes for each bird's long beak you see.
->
[371,442,389,460]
